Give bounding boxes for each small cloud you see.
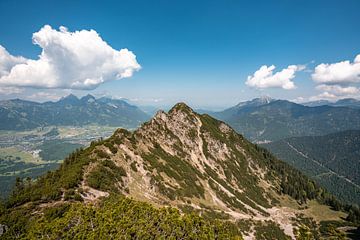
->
[312,54,360,84]
[246,64,304,90]
[308,92,339,102]
[0,25,141,90]
[297,65,307,71]
[292,96,306,103]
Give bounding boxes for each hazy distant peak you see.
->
[235,96,275,108]
[336,98,359,104]
[80,94,96,103]
[58,94,80,104]
[255,96,274,104]
[62,93,78,100]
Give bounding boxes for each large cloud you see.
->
[312,54,360,84]
[0,46,27,77]
[245,65,304,90]
[310,54,360,101]
[0,25,140,90]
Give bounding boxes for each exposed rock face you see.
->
[0,224,8,236]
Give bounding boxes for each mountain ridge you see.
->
[2,102,358,239]
[304,98,360,108]
[210,99,360,142]
[0,94,150,130]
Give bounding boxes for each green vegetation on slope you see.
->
[200,113,360,225]
[141,143,205,200]
[263,130,360,205]
[254,221,291,240]
[5,140,100,207]
[4,136,123,207]
[87,159,127,192]
[199,113,338,209]
[0,148,59,199]
[38,140,84,161]
[253,145,347,213]
[0,195,243,239]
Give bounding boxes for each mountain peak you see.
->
[169,102,194,114]
[152,103,196,125]
[81,94,96,103]
[260,95,272,101]
[233,96,274,109]
[254,96,274,104]
[58,94,79,104]
[336,98,358,104]
[63,93,78,100]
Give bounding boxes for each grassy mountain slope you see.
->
[262,130,360,205]
[1,103,359,239]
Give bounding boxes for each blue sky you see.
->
[0,0,360,109]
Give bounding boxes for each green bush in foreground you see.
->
[0,195,243,239]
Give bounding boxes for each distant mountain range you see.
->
[0,94,150,130]
[262,130,360,205]
[209,97,360,142]
[304,98,360,108]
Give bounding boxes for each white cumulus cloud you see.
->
[312,54,360,84]
[0,25,141,90]
[0,46,27,77]
[308,92,339,102]
[246,65,304,90]
[311,54,360,101]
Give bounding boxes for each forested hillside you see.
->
[263,130,360,205]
